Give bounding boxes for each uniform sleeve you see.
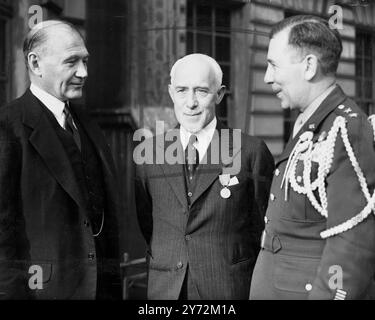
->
[249,139,275,257]
[0,120,30,299]
[309,115,375,299]
[252,140,275,218]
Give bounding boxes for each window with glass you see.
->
[355,29,375,115]
[186,0,231,125]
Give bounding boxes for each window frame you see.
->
[186,0,232,125]
[355,28,375,115]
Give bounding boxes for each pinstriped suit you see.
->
[135,122,274,299]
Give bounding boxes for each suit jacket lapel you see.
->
[22,90,86,210]
[70,106,115,179]
[157,122,241,209]
[157,132,188,210]
[276,85,347,167]
[190,121,239,206]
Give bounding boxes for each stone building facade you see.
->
[1,0,375,297]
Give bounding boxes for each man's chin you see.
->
[280,100,291,110]
[66,90,83,100]
[181,123,202,134]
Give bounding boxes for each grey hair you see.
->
[170,53,223,89]
[23,20,83,69]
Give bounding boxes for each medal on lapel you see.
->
[219,174,231,199]
[220,187,231,199]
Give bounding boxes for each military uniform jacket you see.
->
[135,122,274,299]
[250,85,375,300]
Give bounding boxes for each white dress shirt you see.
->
[30,83,70,129]
[180,117,217,163]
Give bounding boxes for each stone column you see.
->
[129,0,186,132]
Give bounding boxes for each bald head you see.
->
[170,54,223,90]
[23,20,84,69]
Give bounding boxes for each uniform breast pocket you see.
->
[294,159,319,183]
[273,255,320,293]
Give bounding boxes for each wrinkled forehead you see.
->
[42,26,87,56]
[268,28,301,62]
[269,29,290,52]
[45,24,84,43]
[173,58,216,86]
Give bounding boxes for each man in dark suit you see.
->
[135,53,274,299]
[0,20,121,299]
[250,15,375,300]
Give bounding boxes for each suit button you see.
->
[305,283,312,291]
[176,261,183,269]
[84,220,90,227]
[187,192,193,197]
[88,253,95,260]
[275,169,280,176]
[270,193,275,201]
[185,235,192,241]
[264,216,269,224]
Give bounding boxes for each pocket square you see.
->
[228,176,239,186]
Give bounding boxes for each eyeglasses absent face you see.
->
[169,58,225,133]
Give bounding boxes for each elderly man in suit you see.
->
[250,15,375,300]
[135,53,274,300]
[0,20,121,299]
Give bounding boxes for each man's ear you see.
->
[304,54,318,81]
[215,85,226,104]
[27,52,42,76]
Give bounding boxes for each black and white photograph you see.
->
[0,0,374,312]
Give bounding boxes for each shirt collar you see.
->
[30,83,66,127]
[299,84,336,125]
[180,117,217,162]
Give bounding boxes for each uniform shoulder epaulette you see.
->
[336,104,358,119]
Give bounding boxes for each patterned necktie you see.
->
[185,134,199,181]
[63,103,81,151]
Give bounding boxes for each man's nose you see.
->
[76,60,88,78]
[264,65,273,84]
[186,91,198,108]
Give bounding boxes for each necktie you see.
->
[185,135,199,181]
[63,103,81,151]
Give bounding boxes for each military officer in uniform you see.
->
[250,15,375,300]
